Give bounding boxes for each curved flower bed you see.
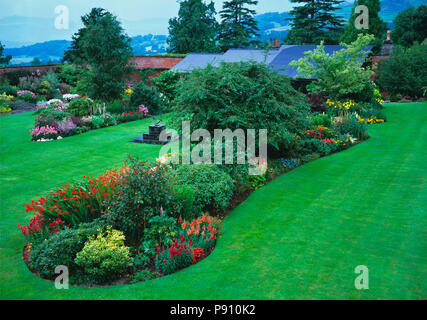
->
[30,95,150,142]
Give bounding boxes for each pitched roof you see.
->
[170,53,223,72]
[171,45,373,78]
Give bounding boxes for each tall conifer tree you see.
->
[167,0,219,54]
[285,0,344,45]
[217,0,260,51]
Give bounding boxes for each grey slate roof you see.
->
[171,45,373,79]
[170,53,223,73]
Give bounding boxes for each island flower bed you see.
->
[29,95,150,141]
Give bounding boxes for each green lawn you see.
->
[0,103,426,299]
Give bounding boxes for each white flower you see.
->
[47,99,63,106]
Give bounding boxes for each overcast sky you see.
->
[0,0,294,20]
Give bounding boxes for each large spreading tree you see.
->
[63,8,133,102]
[391,5,427,48]
[0,42,12,67]
[285,0,345,45]
[217,0,260,51]
[340,0,387,53]
[167,0,219,54]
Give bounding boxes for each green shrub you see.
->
[300,138,332,157]
[173,61,310,156]
[57,64,83,87]
[143,214,178,249]
[311,114,332,127]
[74,229,131,284]
[171,185,196,220]
[0,82,18,96]
[37,107,70,122]
[67,97,95,116]
[152,70,182,106]
[5,70,32,86]
[168,164,234,215]
[104,156,173,244]
[335,114,367,140]
[28,220,104,279]
[290,34,375,102]
[376,43,427,98]
[106,100,124,114]
[130,82,163,113]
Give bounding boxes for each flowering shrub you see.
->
[180,215,223,252]
[358,115,385,124]
[57,119,77,135]
[119,106,149,122]
[17,90,36,103]
[18,167,126,242]
[154,235,195,275]
[30,125,59,141]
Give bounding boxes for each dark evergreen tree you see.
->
[285,0,344,45]
[63,9,133,102]
[62,8,108,63]
[167,0,219,54]
[217,0,260,51]
[392,5,427,48]
[0,42,12,66]
[340,0,387,54]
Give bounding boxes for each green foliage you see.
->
[67,97,95,116]
[376,43,427,98]
[106,100,125,114]
[145,214,178,247]
[0,81,18,96]
[340,0,387,54]
[5,70,32,86]
[173,61,311,155]
[74,228,131,284]
[335,114,367,140]
[130,82,163,113]
[151,71,182,106]
[285,0,345,45]
[130,269,157,283]
[0,41,12,66]
[28,221,104,279]
[168,164,234,214]
[167,0,219,53]
[63,8,133,102]
[57,64,84,87]
[311,114,332,127]
[37,107,70,122]
[392,5,427,48]
[300,138,333,157]
[218,0,260,51]
[170,185,196,220]
[41,71,60,90]
[291,34,375,102]
[104,157,173,244]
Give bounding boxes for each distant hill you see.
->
[2,0,424,65]
[4,36,169,66]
